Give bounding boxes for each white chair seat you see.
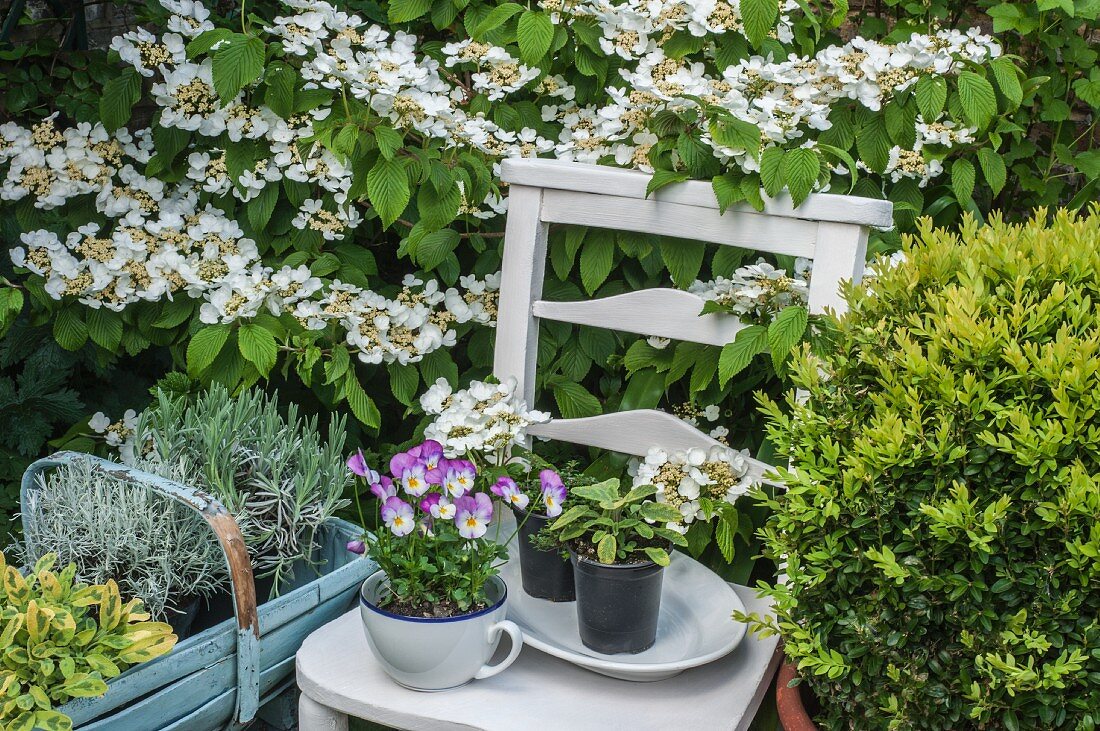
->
[295,585,780,731]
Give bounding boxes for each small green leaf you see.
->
[646,169,690,197]
[951,158,976,203]
[781,147,821,205]
[100,68,141,132]
[741,0,779,48]
[759,147,785,197]
[86,308,123,351]
[596,534,617,564]
[719,325,769,384]
[471,2,524,38]
[579,230,615,294]
[914,75,947,120]
[212,35,266,102]
[53,308,88,351]
[186,324,231,377]
[977,149,1006,196]
[238,323,278,376]
[643,546,671,566]
[552,381,602,419]
[517,11,554,65]
[345,371,382,428]
[367,158,410,228]
[767,305,809,370]
[957,72,998,129]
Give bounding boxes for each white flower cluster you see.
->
[673,401,729,442]
[0,111,500,364]
[421,377,550,458]
[632,444,754,532]
[89,409,139,460]
[690,257,811,322]
[539,15,997,178]
[1,0,1001,343]
[293,273,500,365]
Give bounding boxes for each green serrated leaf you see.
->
[86,308,123,351]
[238,323,278,376]
[53,308,88,351]
[579,230,615,294]
[212,35,266,102]
[760,147,785,197]
[517,11,554,65]
[552,381,602,419]
[741,0,779,48]
[957,72,998,129]
[100,68,141,132]
[367,157,410,228]
[977,148,1007,196]
[951,158,976,203]
[661,239,705,288]
[186,324,231,377]
[345,371,382,428]
[767,305,808,370]
[914,75,947,121]
[416,229,460,270]
[472,2,524,38]
[646,169,690,197]
[781,147,821,205]
[718,324,768,385]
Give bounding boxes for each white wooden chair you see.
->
[294,159,892,731]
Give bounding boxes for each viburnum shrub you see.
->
[741,209,1100,729]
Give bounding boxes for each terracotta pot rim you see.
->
[775,660,818,731]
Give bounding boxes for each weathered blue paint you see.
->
[21,452,376,731]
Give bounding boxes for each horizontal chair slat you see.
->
[540,189,818,256]
[532,289,745,346]
[501,158,895,229]
[527,410,778,486]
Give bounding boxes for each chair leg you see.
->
[299,692,349,731]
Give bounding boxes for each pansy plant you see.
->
[547,478,687,566]
[347,441,508,613]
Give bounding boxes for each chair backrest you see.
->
[492,158,893,482]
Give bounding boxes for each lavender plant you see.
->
[128,385,350,591]
[17,459,225,621]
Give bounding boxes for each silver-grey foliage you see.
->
[18,459,226,620]
[128,385,351,592]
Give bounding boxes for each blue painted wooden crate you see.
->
[21,452,376,731]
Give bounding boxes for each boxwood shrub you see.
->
[749,209,1100,729]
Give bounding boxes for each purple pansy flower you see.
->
[369,475,397,501]
[394,461,430,497]
[430,458,477,497]
[490,476,530,510]
[347,450,376,480]
[453,493,493,539]
[381,497,415,537]
[431,494,456,520]
[345,539,366,554]
[539,469,566,517]
[419,492,442,513]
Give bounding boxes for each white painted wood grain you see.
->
[502,158,895,229]
[528,411,781,487]
[540,189,818,257]
[806,221,869,315]
[492,184,548,407]
[532,289,745,346]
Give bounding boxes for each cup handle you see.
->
[474,620,524,680]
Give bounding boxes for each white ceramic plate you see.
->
[499,543,748,681]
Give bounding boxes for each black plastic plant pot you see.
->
[512,506,576,602]
[569,549,664,654]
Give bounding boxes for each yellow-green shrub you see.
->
[0,552,177,731]
[748,209,1100,729]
